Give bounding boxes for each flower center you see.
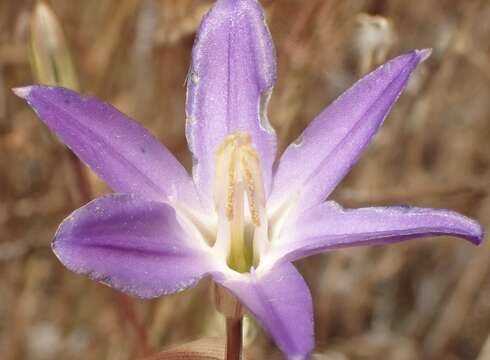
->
[214,131,267,273]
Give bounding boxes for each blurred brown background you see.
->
[1,0,489,359]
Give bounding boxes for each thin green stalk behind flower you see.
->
[30,2,79,90]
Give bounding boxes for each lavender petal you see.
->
[53,193,214,298]
[186,0,277,205]
[269,50,431,211]
[270,201,483,264]
[14,85,202,209]
[214,262,314,359]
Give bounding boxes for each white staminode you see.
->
[214,131,268,273]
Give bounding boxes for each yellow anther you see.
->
[241,154,261,226]
[225,143,238,220]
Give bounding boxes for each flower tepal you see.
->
[14,0,483,359]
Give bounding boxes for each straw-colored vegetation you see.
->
[1,0,489,359]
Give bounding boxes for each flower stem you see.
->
[213,284,244,359]
[226,317,243,360]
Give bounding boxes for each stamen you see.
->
[241,153,260,226]
[214,131,267,273]
[225,143,238,220]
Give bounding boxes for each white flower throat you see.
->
[214,131,268,273]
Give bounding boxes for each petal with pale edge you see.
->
[270,201,483,264]
[214,262,314,360]
[186,0,277,204]
[53,194,214,298]
[14,86,201,209]
[269,50,430,212]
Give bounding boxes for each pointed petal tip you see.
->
[12,86,33,99]
[460,215,484,246]
[416,48,432,62]
[470,222,484,246]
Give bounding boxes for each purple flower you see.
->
[14,0,483,358]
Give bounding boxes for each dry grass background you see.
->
[1,0,490,359]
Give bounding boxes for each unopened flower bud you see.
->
[30,2,79,90]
